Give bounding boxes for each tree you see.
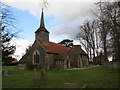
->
[92,8,110,59]
[76,20,101,62]
[58,39,73,48]
[95,1,120,61]
[77,1,120,63]
[0,2,18,64]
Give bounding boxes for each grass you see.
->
[2,65,119,88]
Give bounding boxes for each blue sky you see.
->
[10,7,56,42]
[1,0,99,60]
[9,7,60,59]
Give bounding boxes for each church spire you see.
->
[35,8,49,33]
[40,8,45,28]
[35,8,49,45]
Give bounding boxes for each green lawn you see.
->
[2,65,119,88]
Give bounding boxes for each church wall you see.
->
[77,55,82,68]
[64,55,71,69]
[56,61,65,69]
[81,55,89,67]
[68,46,89,68]
[17,63,27,69]
[27,40,46,69]
[55,61,64,69]
[68,48,80,68]
[46,54,55,69]
[55,54,69,69]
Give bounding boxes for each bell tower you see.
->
[35,9,49,45]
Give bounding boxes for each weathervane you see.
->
[37,0,48,10]
[41,0,48,10]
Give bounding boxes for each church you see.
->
[18,9,89,70]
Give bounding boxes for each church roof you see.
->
[38,39,70,54]
[78,49,87,54]
[37,39,87,55]
[73,45,87,54]
[35,27,49,33]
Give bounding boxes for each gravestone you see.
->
[41,69,46,80]
[64,83,78,88]
[32,68,39,88]
[64,83,88,88]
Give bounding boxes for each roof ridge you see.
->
[49,41,70,49]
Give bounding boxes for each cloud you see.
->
[1,0,100,59]
[10,38,33,60]
[2,0,41,16]
[48,2,96,39]
[2,0,97,40]
[46,2,97,40]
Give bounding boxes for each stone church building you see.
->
[18,10,89,70]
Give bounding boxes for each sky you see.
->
[1,0,105,60]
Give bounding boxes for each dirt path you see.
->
[66,65,99,70]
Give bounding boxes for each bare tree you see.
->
[76,20,100,62]
[76,1,120,63]
[95,1,120,61]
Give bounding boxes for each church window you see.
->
[60,61,63,64]
[33,50,40,64]
[56,61,60,64]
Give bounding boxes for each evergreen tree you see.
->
[0,2,17,64]
[58,39,73,48]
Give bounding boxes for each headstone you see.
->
[33,77,39,88]
[80,83,88,88]
[64,83,88,88]
[64,83,78,88]
[41,69,46,80]
[32,68,39,88]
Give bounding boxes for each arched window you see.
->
[33,50,40,64]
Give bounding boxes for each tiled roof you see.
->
[38,40,70,54]
[79,49,87,54]
[12,60,18,63]
[37,40,87,55]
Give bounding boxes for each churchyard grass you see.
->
[2,65,119,88]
